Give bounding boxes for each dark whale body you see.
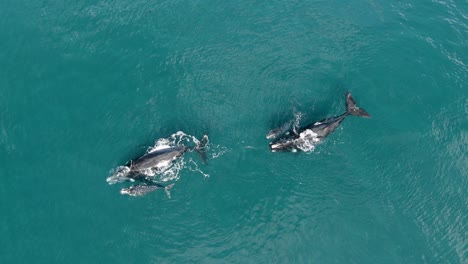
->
[127,146,188,177]
[269,92,370,152]
[117,135,209,197]
[120,183,174,197]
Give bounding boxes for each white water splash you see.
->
[106,166,131,184]
[187,158,209,178]
[292,111,302,135]
[210,145,229,159]
[294,129,321,152]
[148,138,173,152]
[151,157,186,182]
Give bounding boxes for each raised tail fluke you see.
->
[164,184,175,199]
[345,92,371,118]
[194,135,209,164]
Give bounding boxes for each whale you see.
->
[268,92,370,152]
[126,146,188,178]
[108,135,209,197]
[266,120,294,140]
[126,134,209,180]
[120,183,174,197]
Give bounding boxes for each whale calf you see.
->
[120,183,174,197]
[266,120,293,140]
[269,92,370,152]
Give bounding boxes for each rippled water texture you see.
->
[0,0,466,263]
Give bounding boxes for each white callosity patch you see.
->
[270,142,284,150]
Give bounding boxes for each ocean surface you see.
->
[1,0,467,263]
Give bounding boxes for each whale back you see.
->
[130,146,187,172]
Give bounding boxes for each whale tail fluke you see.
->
[193,134,209,164]
[164,184,175,199]
[345,92,371,118]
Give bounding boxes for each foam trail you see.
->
[187,158,209,178]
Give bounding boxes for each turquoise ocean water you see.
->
[1,0,467,263]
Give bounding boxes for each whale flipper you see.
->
[346,92,371,118]
[164,184,175,199]
[193,135,209,164]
